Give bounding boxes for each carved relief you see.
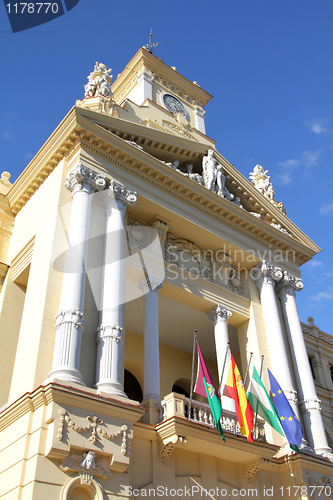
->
[246,458,271,484]
[57,410,128,454]
[60,450,111,479]
[162,120,196,140]
[160,435,187,465]
[227,269,245,295]
[165,235,213,281]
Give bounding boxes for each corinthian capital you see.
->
[65,164,106,195]
[277,271,303,296]
[208,304,232,323]
[251,260,283,289]
[108,180,137,212]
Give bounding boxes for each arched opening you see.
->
[172,377,191,398]
[69,485,93,500]
[124,369,143,402]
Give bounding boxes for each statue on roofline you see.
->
[249,164,286,214]
[84,61,113,99]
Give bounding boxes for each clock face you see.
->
[163,94,187,117]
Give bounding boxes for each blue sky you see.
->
[0,0,332,333]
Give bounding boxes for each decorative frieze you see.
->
[57,409,128,454]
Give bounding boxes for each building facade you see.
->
[1,48,333,499]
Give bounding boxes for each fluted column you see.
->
[95,180,137,396]
[252,261,298,413]
[139,279,163,401]
[49,164,106,384]
[208,304,235,411]
[277,274,332,456]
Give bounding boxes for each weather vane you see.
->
[145,29,161,53]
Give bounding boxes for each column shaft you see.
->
[208,305,234,412]
[142,281,162,400]
[278,278,332,456]
[254,262,298,413]
[95,181,136,396]
[49,164,105,384]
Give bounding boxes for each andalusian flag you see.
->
[268,369,302,452]
[223,351,254,442]
[194,342,225,442]
[247,367,284,436]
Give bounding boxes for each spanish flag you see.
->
[223,352,254,442]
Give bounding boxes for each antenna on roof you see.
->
[145,29,161,54]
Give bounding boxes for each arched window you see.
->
[124,369,143,402]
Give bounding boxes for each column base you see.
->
[314,448,333,461]
[46,368,85,386]
[141,397,161,425]
[96,380,128,399]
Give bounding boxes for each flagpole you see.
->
[188,330,197,420]
[254,355,265,440]
[243,352,253,387]
[218,342,230,398]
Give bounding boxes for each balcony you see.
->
[160,392,265,440]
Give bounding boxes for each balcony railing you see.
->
[161,393,265,441]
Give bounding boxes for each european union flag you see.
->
[268,369,303,452]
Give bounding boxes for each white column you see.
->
[139,279,163,401]
[49,164,106,384]
[252,261,299,413]
[277,274,333,457]
[95,180,137,396]
[208,304,235,412]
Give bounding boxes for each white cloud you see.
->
[1,131,15,140]
[277,159,300,185]
[276,151,320,184]
[320,203,333,215]
[309,288,333,303]
[306,118,332,135]
[301,150,321,167]
[306,260,324,268]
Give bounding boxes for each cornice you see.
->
[7,106,318,265]
[7,107,82,215]
[0,382,145,431]
[111,47,212,109]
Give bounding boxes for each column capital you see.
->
[208,304,232,323]
[65,164,106,196]
[108,180,137,212]
[277,272,303,297]
[251,260,283,290]
[96,323,124,343]
[138,278,163,295]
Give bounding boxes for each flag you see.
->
[247,366,284,436]
[268,369,302,452]
[194,342,225,442]
[223,351,254,442]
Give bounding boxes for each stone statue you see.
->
[165,160,180,171]
[184,163,202,184]
[249,164,286,214]
[80,451,96,470]
[215,164,234,201]
[84,61,113,99]
[84,76,97,97]
[202,149,217,191]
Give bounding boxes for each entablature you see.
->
[6,106,318,267]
